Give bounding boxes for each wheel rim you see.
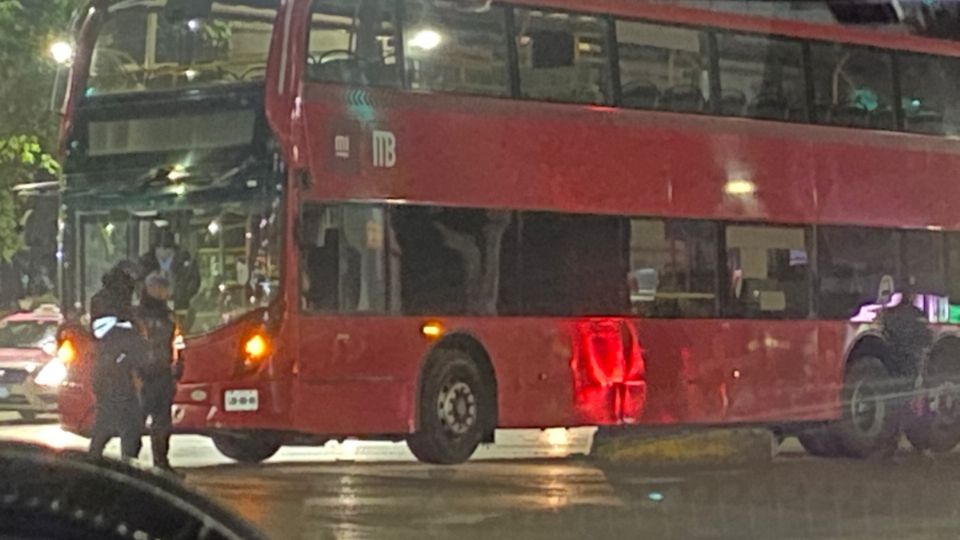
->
[851,380,884,436]
[931,381,960,427]
[436,380,477,437]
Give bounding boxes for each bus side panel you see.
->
[300,85,960,234]
[290,317,611,434]
[817,320,848,421]
[291,317,424,435]
[815,139,953,230]
[286,317,846,437]
[465,319,586,429]
[298,87,820,228]
[638,319,835,424]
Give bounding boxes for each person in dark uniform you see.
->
[137,272,181,473]
[881,284,933,380]
[138,228,200,327]
[88,263,149,460]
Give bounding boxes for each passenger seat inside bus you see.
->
[747,92,790,121]
[736,278,787,318]
[905,109,945,135]
[830,103,870,128]
[660,85,705,113]
[621,81,659,109]
[870,106,896,130]
[717,90,747,116]
[308,59,369,86]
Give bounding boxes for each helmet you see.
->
[101,261,140,292]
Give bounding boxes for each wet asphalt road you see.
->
[3,414,960,540]
[190,454,960,540]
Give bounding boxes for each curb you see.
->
[590,427,776,467]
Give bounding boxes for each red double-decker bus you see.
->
[56,0,960,464]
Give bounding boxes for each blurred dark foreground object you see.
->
[0,442,266,540]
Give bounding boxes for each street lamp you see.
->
[49,40,74,65]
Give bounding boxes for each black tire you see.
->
[798,426,840,457]
[831,356,900,459]
[18,411,37,422]
[904,411,960,453]
[407,349,494,465]
[904,350,960,453]
[212,432,282,464]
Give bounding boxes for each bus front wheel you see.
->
[212,432,282,464]
[831,356,900,459]
[407,349,494,465]
[798,426,840,457]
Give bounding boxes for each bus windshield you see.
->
[74,195,282,336]
[87,0,279,96]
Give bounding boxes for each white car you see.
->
[0,305,66,420]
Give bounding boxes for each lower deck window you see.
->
[725,225,810,319]
[295,202,960,323]
[300,205,387,313]
[629,219,718,318]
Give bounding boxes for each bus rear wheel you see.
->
[407,349,494,465]
[831,356,900,459]
[904,351,960,453]
[212,432,283,464]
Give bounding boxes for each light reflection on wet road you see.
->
[189,455,960,540]
[189,456,960,540]
[3,414,960,539]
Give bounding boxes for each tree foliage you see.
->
[0,0,77,261]
[0,135,60,260]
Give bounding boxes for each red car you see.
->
[0,305,65,420]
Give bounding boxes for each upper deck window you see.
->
[513,8,612,105]
[615,20,711,113]
[87,109,256,157]
[306,0,400,87]
[716,32,806,121]
[88,0,279,96]
[402,1,511,97]
[899,53,960,136]
[809,43,896,130]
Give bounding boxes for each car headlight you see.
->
[34,358,67,388]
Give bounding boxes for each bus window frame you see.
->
[509,4,616,106]
[713,28,809,124]
[298,201,392,317]
[805,39,899,130]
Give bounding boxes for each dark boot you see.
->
[88,431,109,458]
[151,431,170,467]
[151,431,184,477]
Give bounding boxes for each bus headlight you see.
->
[34,358,67,387]
[41,340,57,357]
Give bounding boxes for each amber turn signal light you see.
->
[243,332,271,362]
[57,339,77,365]
[420,321,444,341]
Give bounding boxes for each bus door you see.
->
[295,204,414,433]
